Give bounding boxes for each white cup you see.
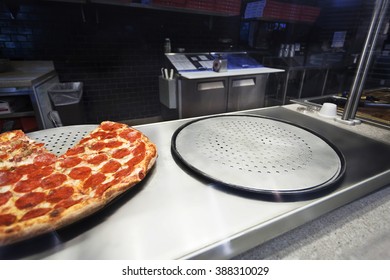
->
[318,102,337,118]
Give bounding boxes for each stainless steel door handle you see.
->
[197,81,225,91]
[232,79,256,87]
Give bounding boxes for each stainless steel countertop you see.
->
[0,61,56,88]
[1,106,389,260]
[179,67,284,79]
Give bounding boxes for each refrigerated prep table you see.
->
[1,104,389,260]
[161,52,284,118]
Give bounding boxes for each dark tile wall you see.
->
[0,1,240,123]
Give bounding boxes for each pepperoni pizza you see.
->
[0,121,157,246]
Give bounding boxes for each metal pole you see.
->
[342,0,389,121]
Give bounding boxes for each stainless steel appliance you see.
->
[161,52,284,119]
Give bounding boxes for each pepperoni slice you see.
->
[112,148,131,159]
[127,142,146,167]
[69,166,91,180]
[127,154,144,168]
[7,140,28,156]
[114,167,132,179]
[27,166,54,180]
[0,213,16,226]
[47,186,74,203]
[41,173,67,189]
[90,141,106,151]
[11,130,26,140]
[101,132,117,139]
[33,153,57,167]
[138,170,145,180]
[94,179,120,197]
[0,170,22,187]
[15,164,39,175]
[0,191,12,206]
[20,208,51,221]
[79,137,92,145]
[65,146,85,156]
[15,192,46,210]
[91,131,116,140]
[100,122,125,131]
[119,129,141,142]
[101,160,121,173]
[105,141,123,148]
[132,142,146,156]
[89,131,106,139]
[84,173,106,189]
[13,141,26,151]
[60,157,82,168]
[14,179,41,193]
[54,198,82,209]
[87,154,108,165]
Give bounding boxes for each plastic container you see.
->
[318,102,337,119]
[164,38,171,53]
[48,82,84,125]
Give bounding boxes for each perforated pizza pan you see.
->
[27,125,97,155]
[172,115,345,195]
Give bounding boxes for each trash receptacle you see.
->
[48,82,84,126]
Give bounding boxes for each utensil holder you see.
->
[159,76,177,109]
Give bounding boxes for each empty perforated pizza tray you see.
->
[27,125,97,155]
[171,115,345,196]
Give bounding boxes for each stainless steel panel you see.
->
[179,77,228,118]
[32,75,60,129]
[227,74,268,111]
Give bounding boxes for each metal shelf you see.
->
[0,111,35,119]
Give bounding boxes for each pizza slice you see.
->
[0,121,157,246]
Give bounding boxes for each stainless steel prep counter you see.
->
[1,105,389,260]
[162,52,284,119]
[0,61,57,88]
